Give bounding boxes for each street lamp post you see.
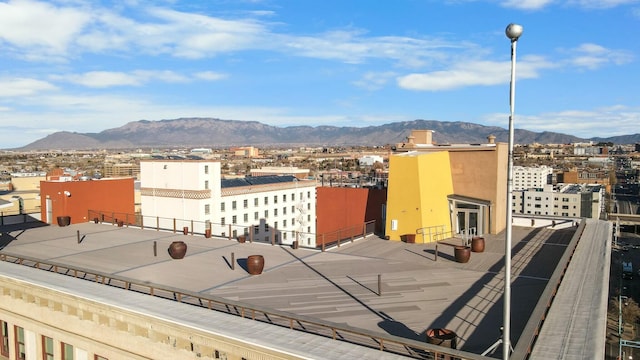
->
[504,22,523,360]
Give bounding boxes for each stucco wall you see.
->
[385,151,454,241]
[39,178,135,225]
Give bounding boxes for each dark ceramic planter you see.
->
[237,235,246,243]
[426,328,457,349]
[454,246,471,263]
[247,255,264,275]
[403,234,416,243]
[205,229,212,238]
[471,237,485,253]
[57,216,71,227]
[183,226,189,235]
[168,241,187,259]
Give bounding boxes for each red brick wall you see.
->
[316,186,386,246]
[40,178,135,225]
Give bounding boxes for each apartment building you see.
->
[512,165,552,191]
[140,159,317,248]
[513,183,604,219]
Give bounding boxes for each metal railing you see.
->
[0,250,484,360]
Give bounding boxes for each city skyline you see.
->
[0,0,638,148]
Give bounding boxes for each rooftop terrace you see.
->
[0,217,609,358]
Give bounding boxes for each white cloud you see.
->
[567,0,640,9]
[0,78,57,97]
[566,43,634,69]
[500,0,555,10]
[352,72,397,91]
[396,56,554,91]
[54,70,192,88]
[482,105,640,138]
[0,0,90,59]
[195,71,228,81]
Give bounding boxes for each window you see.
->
[274,209,278,216]
[283,219,287,227]
[1,320,8,357]
[307,203,311,210]
[264,210,268,218]
[243,199,248,209]
[42,335,54,360]
[221,202,225,212]
[221,217,225,225]
[307,191,311,199]
[244,213,248,222]
[274,195,278,204]
[254,198,258,206]
[264,197,268,205]
[283,194,287,202]
[232,201,237,210]
[292,206,295,213]
[204,165,209,174]
[232,215,237,224]
[204,180,209,190]
[204,204,210,215]
[292,193,295,201]
[283,207,287,215]
[15,326,25,360]
[62,342,74,360]
[274,221,278,229]
[254,226,259,234]
[264,223,269,231]
[254,212,259,220]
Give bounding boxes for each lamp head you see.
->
[505,23,523,41]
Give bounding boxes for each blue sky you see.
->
[0,0,638,148]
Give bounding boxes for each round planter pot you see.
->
[403,234,416,244]
[247,255,264,275]
[237,235,246,243]
[57,216,71,227]
[454,246,471,263]
[204,229,212,238]
[168,241,187,259]
[426,328,457,349]
[471,237,485,253]
[182,226,189,235]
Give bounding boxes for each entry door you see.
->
[46,198,53,224]
[456,209,480,238]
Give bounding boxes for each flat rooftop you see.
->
[0,219,588,357]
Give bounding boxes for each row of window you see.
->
[1,320,107,360]
[221,192,312,211]
[222,214,312,227]
[221,206,310,223]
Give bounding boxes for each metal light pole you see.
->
[504,22,522,360]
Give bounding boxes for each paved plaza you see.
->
[0,220,576,355]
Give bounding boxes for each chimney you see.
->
[487,134,496,144]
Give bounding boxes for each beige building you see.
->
[389,130,508,238]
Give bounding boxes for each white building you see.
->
[512,165,553,191]
[512,183,604,219]
[140,159,317,248]
[358,155,383,167]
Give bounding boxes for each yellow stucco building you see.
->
[385,130,508,242]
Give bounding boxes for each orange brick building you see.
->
[40,178,135,225]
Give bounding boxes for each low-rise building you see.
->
[140,160,317,248]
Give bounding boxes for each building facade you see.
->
[512,183,604,219]
[140,160,317,247]
[512,165,552,191]
[386,130,508,242]
[39,178,135,225]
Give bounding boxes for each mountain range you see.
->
[15,118,640,151]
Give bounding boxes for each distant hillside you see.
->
[15,117,639,151]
